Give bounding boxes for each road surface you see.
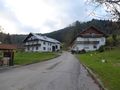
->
[0,52,100,90]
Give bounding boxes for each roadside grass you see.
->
[14,52,59,65]
[76,48,120,90]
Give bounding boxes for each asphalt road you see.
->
[0,52,100,90]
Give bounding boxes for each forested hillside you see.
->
[0,33,26,45]
[0,19,119,46]
[45,19,120,45]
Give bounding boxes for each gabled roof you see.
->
[70,26,106,46]
[23,33,60,44]
[80,26,105,35]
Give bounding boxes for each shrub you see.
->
[98,45,105,52]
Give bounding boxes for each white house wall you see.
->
[41,41,52,52]
[77,37,105,45]
[25,37,60,52]
[72,37,106,51]
[75,44,98,51]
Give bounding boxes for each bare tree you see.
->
[91,0,120,22]
[89,0,120,40]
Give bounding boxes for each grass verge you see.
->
[76,48,120,90]
[14,52,59,65]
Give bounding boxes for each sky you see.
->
[0,0,108,34]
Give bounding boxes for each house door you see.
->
[52,46,55,52]
[55,45,58,50]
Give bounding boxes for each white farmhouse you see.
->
[23,33,61,52]
[71,26,106,52]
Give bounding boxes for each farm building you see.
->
[71,26,106,52]
[23,33,61,52]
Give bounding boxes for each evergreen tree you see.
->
[4,33,12,44]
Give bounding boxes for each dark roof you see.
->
[0,44,17,50]
[69,26,106,46]
[77,26,106,38]
[23,33,33,43]
[78,34,105,38]
[23,33,60,44]
[80,26,105,35]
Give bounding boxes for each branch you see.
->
[106,0,120,3]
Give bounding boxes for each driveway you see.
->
[0,52,100,90]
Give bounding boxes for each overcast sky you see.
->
[0,0,108,34]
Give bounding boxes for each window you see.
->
[32,47,34,50]
[48,48,50,51]
[27,47,30,51]
[36,46,38,50]
[48,43,51,46]
[56,45,58,49]
[36,41,39,44]
[84,47,89,49]
[43,47,46,50]
[93,45,97,49]
[43,41,46,45]
[101,38,104,42]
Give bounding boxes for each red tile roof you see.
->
[0,44,17,50]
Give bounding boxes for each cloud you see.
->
[0,2,20,34]
[0,14,18,34]
[0,0,107,34]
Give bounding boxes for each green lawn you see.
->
[14,52,59,65]
[76,48,120,90]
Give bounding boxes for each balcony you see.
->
[76,41,99,44]
[24,41,41,46]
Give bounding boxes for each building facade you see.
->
[71,26,106,52]
[23,33,61,52]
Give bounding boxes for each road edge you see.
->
[81,63,108,90]
[0,53,62,72]
[75,55,108,90]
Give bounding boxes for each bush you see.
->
[71,50,76,54]
[98,46,105,52]
[71,49,86,54]
[79,49,86,54]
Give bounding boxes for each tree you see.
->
[112,34,117,46]
[0,26,4,43]
[0,26,4,33]
[91,0,120,22]
[4,33,12,44]
[73,21,81,37]
[90,0,120,37]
